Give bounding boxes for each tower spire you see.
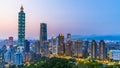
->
[20,5,24,11]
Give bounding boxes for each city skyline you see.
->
[0,0,120,39]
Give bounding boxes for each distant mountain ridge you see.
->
[71,35,120,41]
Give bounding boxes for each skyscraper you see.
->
[51,36,57,55]
[91,40,97,59]
[40,23,47,43]
[15,6,25,65]
[99,40,107,60]
[82,41,89,58]
[24,40,31,63]
[58,34,65,55]
[67,33,71,41]
[8,36,14,46]
[9,36,13,42]
[40,23,47,56]
[74,40,83,58]
[24,40,30,53]
[65,40,72,56]
[15,53,22,65]
[18,6,25,46]
[34,40,40,54]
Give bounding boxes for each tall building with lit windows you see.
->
[91,40,97,59]
[82,41,89,58]
[99,40,107,60]
[58,34,65,55]
[65,40,72,56]
[74,40,83,57]
[18,6,25,46]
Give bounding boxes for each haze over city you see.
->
[0,0,120,39]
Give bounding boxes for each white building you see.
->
[109,50,120,61]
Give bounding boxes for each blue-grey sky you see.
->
[0,0,120,39]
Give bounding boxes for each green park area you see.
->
[9,56,120,68]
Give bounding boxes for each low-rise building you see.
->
[109,50,120,61]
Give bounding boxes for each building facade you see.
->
[74,40,83,58]
[82,41,89,58]
[51,36,57,55]
[15,53,22,65]
[99,40,107,60]
[91,40,97,59]
[58,34,65,55]
[24,40,30,53]
[67,33,71,41]
[65,40,72,56]
[34,40,40,54]
[40,23,47,56]
[109,50,120,61]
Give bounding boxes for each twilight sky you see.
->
[0,0,120,39]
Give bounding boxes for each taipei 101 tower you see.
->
[15,6,26,65]
[18,6,25,47]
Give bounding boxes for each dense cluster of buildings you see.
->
[0,6,120,67]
